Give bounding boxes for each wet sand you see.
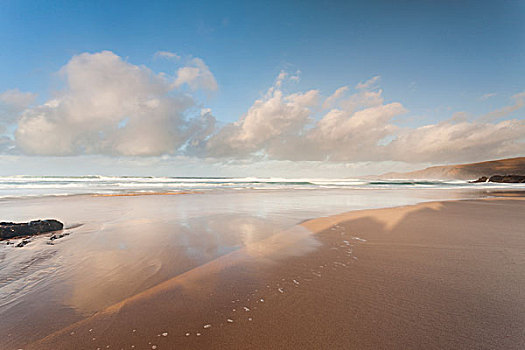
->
[19,197,525,349]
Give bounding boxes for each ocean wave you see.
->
[0,176,523,199]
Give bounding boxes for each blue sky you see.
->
[0,0,523,176]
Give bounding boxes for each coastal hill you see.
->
[378,157,525,180]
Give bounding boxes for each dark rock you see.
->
[16,239,30,248]
[488,175,525,183]
[470,174,525,183]
[49,232,70,241]
[0,219,63,240]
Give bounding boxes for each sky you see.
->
[0,0,524,177]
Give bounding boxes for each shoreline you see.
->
[0,182,523,203]
[17,197,525,349]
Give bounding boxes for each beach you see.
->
[1,193,523,349]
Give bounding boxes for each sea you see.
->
[0,175,521,199]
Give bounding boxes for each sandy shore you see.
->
[17,198,525,349]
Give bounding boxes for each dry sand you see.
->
[23,198,525,349]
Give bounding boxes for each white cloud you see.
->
[306,102,405,161]
[0,89,37,125]
[0,89,37,110]
[274,70,301,88]
[289,70,301,82]
[173,57,218,91]
[206,72,524,163]
[3,57,524,166]
[480,91,525,122]
[154,51,180,60]
[355,75,380,90]
[207,82,319,157]
[339,89,384,113]
[389,118,525,163]
[14,51,215,156]
[322,86,349,109]
[480,92,497,100]
[207,73,405,161]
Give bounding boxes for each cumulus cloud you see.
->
[2,53,524,165]
[388,118,525,163]
[207,73,405,161]
[173,57,218,91]
[207,84,319,157]
[322,86,349,109]
[0,89,37,124]
[206,72,524,163]
[0,89,37,110]
[13,51,215,156]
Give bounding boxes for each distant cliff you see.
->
[378,157,525,180]
[470,175,525,183]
